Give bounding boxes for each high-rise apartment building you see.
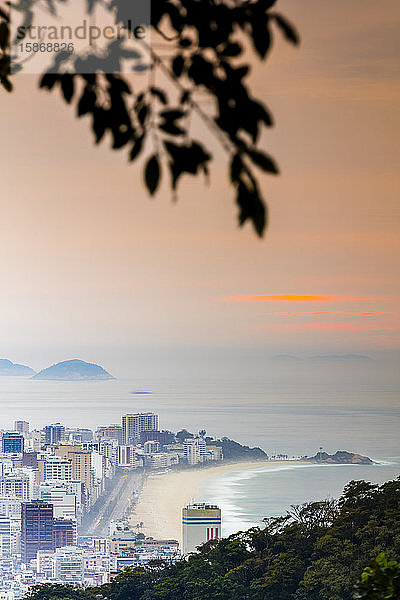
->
[14,421,29,435]
[44,423,65,446]
[54,446,93,498]
[122,413,159,445]
[21,501,55,564]
[2,432,24,453]
[53,518,76,548]
[183,438,207,465]
[182,503,221,554]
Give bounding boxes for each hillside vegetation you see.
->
[26,478,400,600]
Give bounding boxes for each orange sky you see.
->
[0,0,399,372]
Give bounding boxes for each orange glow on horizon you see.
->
[221,295,370,303]
[280,311,388,316]
[261,322,396,332]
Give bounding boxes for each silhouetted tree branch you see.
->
[1,0,299,236]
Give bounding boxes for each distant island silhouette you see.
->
[0,359,36,377]
[32,359,115,381]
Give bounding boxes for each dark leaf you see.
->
[251,18,271,59]
[180,90,191,104]
[165,2,183,32]
[187,54,215,86]
[164,141,211,188]
[272,13,299,45]
[39,73,59,90]
[159,110,185,121]
[230,154,243,183]
[246,149,279,174]
[0,21,8,52]
[144,154,161,195]
[106,74,131,94]
[92,108,109,144]
[172,55,184,77]
[60,74,74,104]
[77,88,96,117]
[220,43,242,57]
[0,76,12,92]
[138,104,149,126]
[159,122,185,136]
[150,87,168,104]
[111,123,133,150]
[236,180,266,236]
[129,135,144,162]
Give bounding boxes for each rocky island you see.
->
[306,450,373,464]
[32,359,115,381]
[0,359,36,377]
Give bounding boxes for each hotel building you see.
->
[182,503,221,554]
[121,413,159,445]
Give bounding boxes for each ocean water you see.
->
[1,360,399,529]
[199,460,400,536]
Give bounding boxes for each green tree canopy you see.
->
[25,477,400,600]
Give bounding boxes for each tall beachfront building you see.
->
[182,503,221,554]
[121,413,159,445]
[21,501,55,564]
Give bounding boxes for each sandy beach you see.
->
[129,460,305,543]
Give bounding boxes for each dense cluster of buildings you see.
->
[0,413,223,596]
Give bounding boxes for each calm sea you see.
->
[199,460,400,536]
[1,360,399,532]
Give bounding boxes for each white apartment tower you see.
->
[184,438,207,465]
[182,503,221,554]
[121,413,158,445]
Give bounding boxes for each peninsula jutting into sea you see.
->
[0,409,375,592]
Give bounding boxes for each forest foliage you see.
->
[26,477,400,600]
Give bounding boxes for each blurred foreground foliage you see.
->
[0,0,300,236]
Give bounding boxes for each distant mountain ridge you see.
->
[32,359,115,381]
[272,353,371,361]
[309,354,371,361]
[0,359,36,377]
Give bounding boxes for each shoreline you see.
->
[128,459,307,543]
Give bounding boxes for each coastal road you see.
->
[80,469,146,538]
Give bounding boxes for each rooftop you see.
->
[185,503,219,510]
